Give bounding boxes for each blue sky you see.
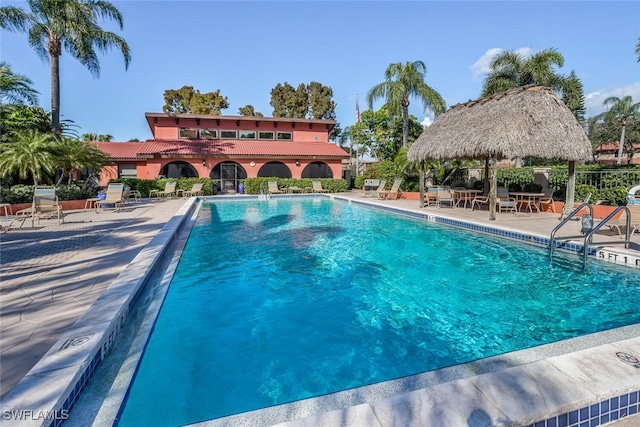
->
[2,1,639,142]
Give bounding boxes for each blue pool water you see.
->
[118,198,640,426]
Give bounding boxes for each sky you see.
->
[1,0,639,142]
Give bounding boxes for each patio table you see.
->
[510,192,544,214]
[453,189,482,208]
[363,179,380,198]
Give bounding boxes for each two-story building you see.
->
[94,113,349,192]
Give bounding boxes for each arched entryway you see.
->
[211,161,247,194]
[257,161,292,178]
[160,161,198,178]
[301,161,333,178]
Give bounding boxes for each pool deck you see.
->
[1,193,639,426]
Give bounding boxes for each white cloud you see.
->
[421,110,435,127]
[470,46,533,80]
[585,82,640,117]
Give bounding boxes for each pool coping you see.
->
[2,194,639,426]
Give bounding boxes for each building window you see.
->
[276,132,292,141]
[258,131,274,140]
[200,129,217,140]
[178,128,198,139]
[239,130,256,140]
[221,130,238,139]
[118,163,137,178]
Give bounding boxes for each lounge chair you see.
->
[607,205,640,238]
[183,183,204,197]
[539,188,555,213]
[379,179,403,200]
[96,183,126,212]
[312,180,328,193]
[496,186,517,214]
[26,186,64,227]
[366,180,386,198]
[268,181,284,194]
[150,181,177,198]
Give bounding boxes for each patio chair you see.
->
[150,181,177,198]
[96,183,126,212]
[183,182,204,197]
[29,186,64,227]
[607,205,640,238]
[471,192,490,210]
[423,187,441,206]
[379,179,403,200]
[312,180,328,193]
[496,186,517,214]
[539,188,555,213]
[268,181,284,194]
[436,188,455,208]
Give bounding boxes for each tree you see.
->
[0,0,131,135]
[366,61,445,148]
[636,37,640,62]
[0,61,39,105]
[345,106,422,161]
[269,82,309,118]
[82,133,113,142]
[162,86,229,115]
[562,71,586,123]
[52,136,109,185]
[238,105,263,117]
[600,96,640,165]
[0,105,51,141]
[0,129,56,185]
[270,81,341,139]
[481,48,567,96]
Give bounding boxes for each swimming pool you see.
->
[117,197,640,426]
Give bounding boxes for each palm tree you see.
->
[636,37,640,62]
[53,136,108,185]
[601,96,640,165]
[367,61,445,149]
[481,48,566,97]
[0,129,56,185]
[0,61,39,105]
[0,0,131,135]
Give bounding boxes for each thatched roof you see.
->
[407,85,592,162]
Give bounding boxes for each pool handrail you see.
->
[582,206,631,266]
[549,202,593,258]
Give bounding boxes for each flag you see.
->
[356,95,361,123]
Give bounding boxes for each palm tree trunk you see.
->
[51,54,61,136]
[402,105,409,148]
[616,120,627,165]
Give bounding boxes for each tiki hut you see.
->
[407,85,592,220]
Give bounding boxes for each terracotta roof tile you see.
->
[92,142,144,160]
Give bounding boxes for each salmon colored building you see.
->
[594,142,640,165]
[94,113,349,192]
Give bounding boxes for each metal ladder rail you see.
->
[581,206,631,266]
[259,182,270,200]
[549,202,593,257]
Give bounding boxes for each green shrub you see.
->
[241,177,347,194]
[110,178,217,197]
[0,184,98,203]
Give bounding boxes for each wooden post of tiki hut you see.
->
[407,85,592,220]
